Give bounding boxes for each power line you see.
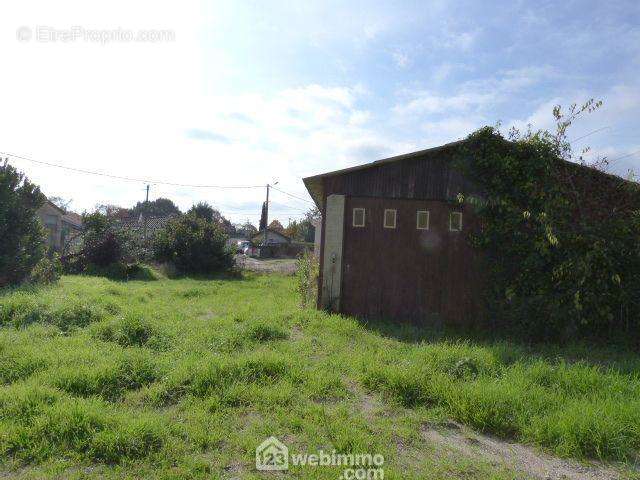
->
[1,151,264,189]
[149,186,307,214]
[270,185,314,205]
[2,151,316,203]
[569,126,610,143]
[608,149,640,163]
[219,211,307,216]
[269,200,308,212]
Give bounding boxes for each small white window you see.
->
[450,212,463,232]
[353,208,365,227]
[416,210,430,230]
[383,209,397,229]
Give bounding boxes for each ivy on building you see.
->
[456,101,640,342]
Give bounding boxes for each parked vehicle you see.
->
[237,241,253,255]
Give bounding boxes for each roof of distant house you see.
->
[251,228,291,242]
[62,212,83,229]
[42,199,66,215]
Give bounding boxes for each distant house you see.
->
[251,229,291,246]
[37,200,83,253]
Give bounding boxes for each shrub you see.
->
[63,212,143,278]
[0,160,46,287]
[28,255,62,285]
[153,215,233,275]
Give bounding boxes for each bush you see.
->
[153,215,233,275]
[63,212,143,278]
[28,255,62,285]
[0,160,47,287]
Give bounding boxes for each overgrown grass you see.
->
[0,273,638,478]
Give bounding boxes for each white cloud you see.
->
[0,0,406,224]
[2,0,637,226]
[392,51,410,68]
[421,117,486,146]
[393,91,494,117]
[505,82,640,176]
[438,24,479,51]
[392,65,557,120]
[0,2,417,224]
[431,63,455,83]
[349,110,372,126]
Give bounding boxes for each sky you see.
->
[1,0,639,225]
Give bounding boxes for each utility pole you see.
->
[264,184,269,246]
[263,181,278,253]
[143,184,150,242]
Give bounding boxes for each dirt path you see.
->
[237,256,297,274]
[420,421,627,480]
[348,382,628,480]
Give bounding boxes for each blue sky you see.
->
[1,0,638,223]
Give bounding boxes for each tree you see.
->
[62,210,139,276]
[268,219,285,234]
[304,207,320,223]
[130,197,181,218]
[284,208,320,242]
[188,202,215,222]
[153,215,233,274]
[48,196,72,213]
[81,212,129,268]
[237,221,257,238]
[95,203,130,219]
[0,160,46,287]
[187,202,235,234]
[259,201,268,230]
[284,219,302,240]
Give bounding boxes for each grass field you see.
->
[0,272,639,479]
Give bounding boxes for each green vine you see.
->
[457,102,640,342]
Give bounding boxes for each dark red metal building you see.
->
[303,141,487,327]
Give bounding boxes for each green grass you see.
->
[0,273,638,478]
